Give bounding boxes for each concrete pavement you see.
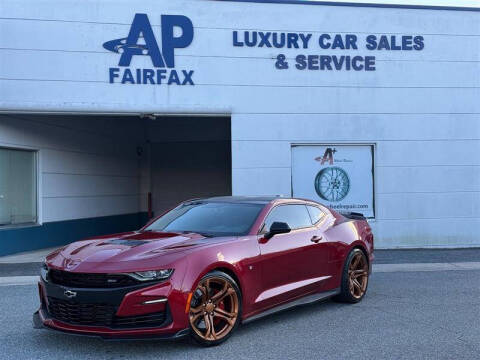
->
[0,248,478,359]
[0,269,478,359]
[0,247,58,264]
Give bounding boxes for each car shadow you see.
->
[30,298,352,354]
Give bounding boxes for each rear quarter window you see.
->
[306,205,325,225]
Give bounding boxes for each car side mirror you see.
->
[265,222,291,240]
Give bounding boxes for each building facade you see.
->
[0,0,479,255]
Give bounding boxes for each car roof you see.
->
[194,196,310,205]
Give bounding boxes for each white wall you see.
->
[231,114,480,248]
[0,115,145,223]
[1,0,479,247]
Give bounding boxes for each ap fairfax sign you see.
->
[103,14,194,85]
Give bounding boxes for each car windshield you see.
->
[144,201,264,237]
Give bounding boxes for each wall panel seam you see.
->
[43,194,141,199]
[1,17,480,35]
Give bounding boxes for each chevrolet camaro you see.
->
[34,196,374,346]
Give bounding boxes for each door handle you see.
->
[310,236,323,243]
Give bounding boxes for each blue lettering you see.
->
[365,56,376,71]
[332,35,345,50]
[156,69,167,84]
[287,55,376,72]
[287,33,299,48]
[272,33,285,48]
[136,69,142,83]
[143,69,155,84]
[377,35,391,50]
[319,34,331,49]
[307,55,319,70]
[121,68,135,84]
[295,55,307,70]
[161,15,194,68]
[258,32,272,47]
[299,33,312,49]
[182,70,194,85]
[402,36,413,50]
[390,36,402,50]
[366,35,377,50]
[352,56,364,70]
[119,13,164,67]
[244,31,257,47]
[320,56,332,70]
[413,36,424,50]
[168,70,180,85]
[345,34,358,50]
[233,31,244,46]
[332,56,345,70]
[109,68,120,83]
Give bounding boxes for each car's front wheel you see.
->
[335,248,369,303]
[188,271,242,346]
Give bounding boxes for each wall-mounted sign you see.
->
[292,144,375,218]
[104,14,195,85]
[233,31,424,71]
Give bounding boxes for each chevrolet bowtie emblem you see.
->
[64,290,77,299]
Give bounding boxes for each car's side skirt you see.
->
[254,276,332,303]
[242,288,340,324]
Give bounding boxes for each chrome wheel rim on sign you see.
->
[314,167,350,202]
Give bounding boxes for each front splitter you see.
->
[33,310,189,341]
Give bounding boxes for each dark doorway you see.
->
[147,116,232,215]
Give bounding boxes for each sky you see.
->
[306,0,479,7]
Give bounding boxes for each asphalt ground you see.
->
[0,251,479,359]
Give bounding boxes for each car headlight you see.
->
[127,269,174,281]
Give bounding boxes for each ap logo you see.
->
[103,13,195,85]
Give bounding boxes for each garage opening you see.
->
[0,113,231,255]
[146,116,232,216]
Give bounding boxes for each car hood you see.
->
[45,231,223,273]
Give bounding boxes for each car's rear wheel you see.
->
[335,248,369,303]
[188,271,241,346]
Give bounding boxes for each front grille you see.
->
[49,269,139,288]
[47,297,116,326]
[47,297,167,328]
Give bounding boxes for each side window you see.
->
[0,147,37,226]
[262,205,312,232]
[306,206,325,225]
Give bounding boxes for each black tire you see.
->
[334,248,369,303]
[189,271,242,346]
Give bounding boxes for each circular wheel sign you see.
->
[314,167,350,202]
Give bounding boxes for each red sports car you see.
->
[34,196,374,346]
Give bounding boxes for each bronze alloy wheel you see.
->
[348,252,369,299]
[189,273,240,344]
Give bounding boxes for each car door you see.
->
[305,204,337,278]
[256,204,330,309]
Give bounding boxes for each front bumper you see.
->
[33,309,189,340]
[34,274,190,339]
